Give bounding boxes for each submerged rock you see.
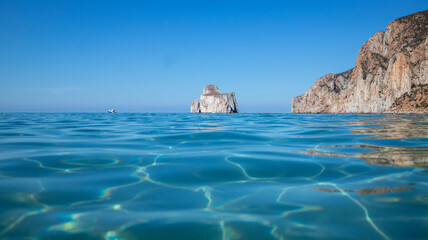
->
[291,10,428,113]
[191,85,239,113]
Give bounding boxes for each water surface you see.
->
[0,113,427,240]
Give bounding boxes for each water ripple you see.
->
[0,113,427,240]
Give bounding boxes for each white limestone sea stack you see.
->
[191,85,239,113]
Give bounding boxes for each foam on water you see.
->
[0,113,427,239]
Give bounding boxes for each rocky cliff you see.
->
[292,10,428,113]
[191,85,239,113]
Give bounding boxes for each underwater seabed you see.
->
[0,113,427,240]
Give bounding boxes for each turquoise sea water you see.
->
[0,113,427,240]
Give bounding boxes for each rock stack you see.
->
[191,85,239,113]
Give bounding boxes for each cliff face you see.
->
[292,10,428,113]
[389,84,428,112]
[191,85,239,113]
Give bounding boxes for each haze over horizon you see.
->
[1,0,427,113]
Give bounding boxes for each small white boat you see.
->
[108,109,117,113]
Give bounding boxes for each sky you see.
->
[1,0,427,113]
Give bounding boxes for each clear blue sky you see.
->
[1,0,427,112]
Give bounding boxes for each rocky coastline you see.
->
[292,10,428,114]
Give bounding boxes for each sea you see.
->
[0,113,427,240]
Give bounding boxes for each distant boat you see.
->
[108,109,117,113]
